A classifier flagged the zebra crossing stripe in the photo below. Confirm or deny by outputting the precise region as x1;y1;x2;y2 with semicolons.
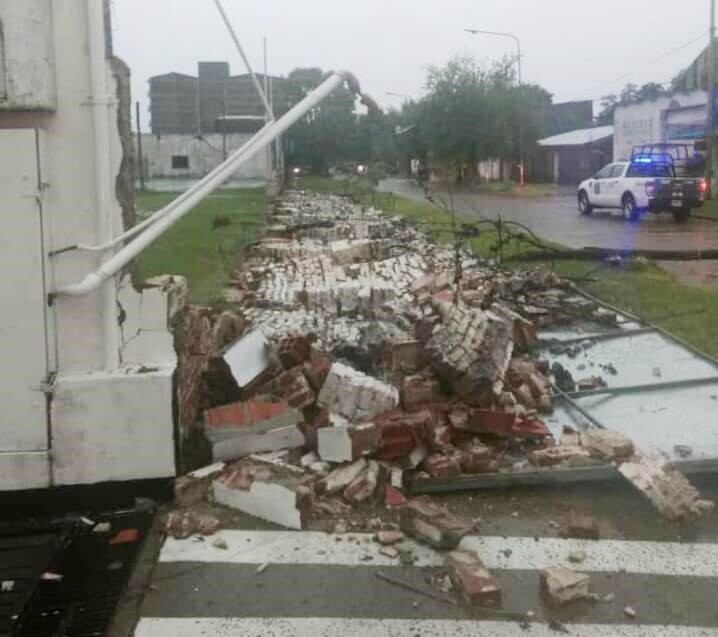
159;530;718;577
134;616;718;637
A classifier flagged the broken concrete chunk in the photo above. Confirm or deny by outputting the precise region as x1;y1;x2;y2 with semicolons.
318;459;368;495
223;329;272;388
318;422;380;463
344;460;380;503
529;445;591;467
446;549;502;607
617;448;715;520
375;529;405;545
400;496;474;549
540;566;590;606
582;428;634;460
165;511;220;539
213;459;312;530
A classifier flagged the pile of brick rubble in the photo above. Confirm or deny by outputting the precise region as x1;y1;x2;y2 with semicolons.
167;190;713;610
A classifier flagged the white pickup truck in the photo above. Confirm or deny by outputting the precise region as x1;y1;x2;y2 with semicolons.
577;155;707;223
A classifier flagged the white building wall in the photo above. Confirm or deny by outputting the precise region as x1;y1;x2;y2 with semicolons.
614;90;706;161
0;1;178;490
138;133;267;180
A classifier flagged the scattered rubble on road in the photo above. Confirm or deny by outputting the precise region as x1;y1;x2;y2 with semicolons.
163;189;715;612
540;566;591;606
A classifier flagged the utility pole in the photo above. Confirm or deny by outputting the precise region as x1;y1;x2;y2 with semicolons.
135;101;145;191
709;0;716;196
222;78;228;161
263;36;272;181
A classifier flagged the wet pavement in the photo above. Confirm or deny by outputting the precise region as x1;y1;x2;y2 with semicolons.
129;479;718;636
379;178;718;252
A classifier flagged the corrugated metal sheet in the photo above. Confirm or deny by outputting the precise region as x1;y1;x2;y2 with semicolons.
538;125;614;148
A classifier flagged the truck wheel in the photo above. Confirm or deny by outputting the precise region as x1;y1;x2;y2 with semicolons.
622;194;639;222
578;190;593;215
672;208;691;223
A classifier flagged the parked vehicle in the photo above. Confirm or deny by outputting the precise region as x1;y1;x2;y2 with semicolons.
577;150;707;223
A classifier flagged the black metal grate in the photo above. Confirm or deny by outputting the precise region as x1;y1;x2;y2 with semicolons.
1;509;151;637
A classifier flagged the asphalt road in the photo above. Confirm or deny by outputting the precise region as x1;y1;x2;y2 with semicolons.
130;476;718;637
379;178;718;252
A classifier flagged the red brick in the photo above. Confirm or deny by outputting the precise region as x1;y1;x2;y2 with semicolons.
464;409;515;437
374;409;433;461
205;397;292;430
277;335;311;369
400;375;440;408
400;496;475;549
385;485;407;508
303;347;331;390
459;443;497;474
529;445;590;467
255;366;316;409
423;453;462;478
512;417;552;439
391;340;425;372
446;550;502;607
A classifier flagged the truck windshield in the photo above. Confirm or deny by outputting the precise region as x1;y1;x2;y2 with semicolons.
626;162;673;178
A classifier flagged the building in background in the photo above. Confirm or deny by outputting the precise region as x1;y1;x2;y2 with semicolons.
613;90;706;161
548;100;594;135
149;61;288;135
537;125;614;185
136;132;268;181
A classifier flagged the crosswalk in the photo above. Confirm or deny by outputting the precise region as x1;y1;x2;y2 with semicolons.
135;529;718;636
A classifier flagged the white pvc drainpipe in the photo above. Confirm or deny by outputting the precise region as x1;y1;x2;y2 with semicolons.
53;72;345;298
87;0;120;369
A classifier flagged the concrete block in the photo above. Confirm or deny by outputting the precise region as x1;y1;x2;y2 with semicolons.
223;329;271;388
540;566;590;606
446;549;502;607
211;425;305;463
51;367;176;485
213;460;312;530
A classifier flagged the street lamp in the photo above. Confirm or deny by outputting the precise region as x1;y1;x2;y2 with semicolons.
464;28;525;186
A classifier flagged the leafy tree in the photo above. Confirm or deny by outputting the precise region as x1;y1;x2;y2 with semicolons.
413;54;550;180
595;82;669;125
283;67;359;173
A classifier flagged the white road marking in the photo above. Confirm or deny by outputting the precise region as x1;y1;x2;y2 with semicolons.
134;617;718;637
159;530;718;577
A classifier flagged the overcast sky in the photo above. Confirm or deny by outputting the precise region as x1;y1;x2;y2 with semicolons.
112;0;710;128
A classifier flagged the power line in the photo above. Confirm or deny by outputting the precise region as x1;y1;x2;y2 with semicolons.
576;30;708;100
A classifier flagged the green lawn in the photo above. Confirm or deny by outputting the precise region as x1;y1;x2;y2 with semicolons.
136;188;265;305
304;177;718;358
